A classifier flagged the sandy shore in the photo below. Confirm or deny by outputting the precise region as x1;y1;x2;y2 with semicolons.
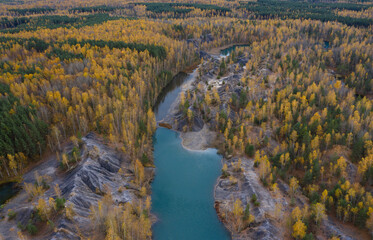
179;124;218;151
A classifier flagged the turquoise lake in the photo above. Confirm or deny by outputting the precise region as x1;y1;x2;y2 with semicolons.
220;44;250;56
151;128;230;240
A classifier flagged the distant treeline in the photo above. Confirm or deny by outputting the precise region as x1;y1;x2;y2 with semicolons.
0;37;83;72
0;36;165;60
306;0;372;3
137;2;231;14
8;7;55;16
69;5;125;13
67;39;167;59
242;0;373;27
0;14;125;33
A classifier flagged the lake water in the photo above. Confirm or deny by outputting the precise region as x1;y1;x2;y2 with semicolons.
154;68;198;122
151;128;230;240
324;41;330;49
154;72;188;122
220;44;250;57
152;64;230;239
0;182;19;205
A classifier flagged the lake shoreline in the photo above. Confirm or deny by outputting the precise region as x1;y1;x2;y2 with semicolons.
153;43;289;239
161;46;284;239
167;44;361;240
151;127;231;239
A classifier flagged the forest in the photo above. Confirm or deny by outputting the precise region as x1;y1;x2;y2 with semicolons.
137;2;231;14
242;0;373;27
0;14;125;33
0;0;371;239
7;7;56;16
176;17;373;239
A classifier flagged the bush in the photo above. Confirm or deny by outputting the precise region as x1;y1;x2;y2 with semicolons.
251;194;260;206
303;170;313;185
304;233;314;240
17;222;25;230
26;223;37;235
7;209;16;220
221;170;229;178
351;137;365;162
355;207;368;228
245;143;255;157
243;204;251;221
141;153;150;165
55;198;66;211
309;192;320;204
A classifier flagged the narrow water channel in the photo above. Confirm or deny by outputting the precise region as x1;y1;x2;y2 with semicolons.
154;68;197;122
151;63;230;239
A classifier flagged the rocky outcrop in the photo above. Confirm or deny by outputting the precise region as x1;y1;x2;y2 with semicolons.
215;157;284;240
173;112;204;132
322;217;357;240
55;133;138;239
0;133;138;240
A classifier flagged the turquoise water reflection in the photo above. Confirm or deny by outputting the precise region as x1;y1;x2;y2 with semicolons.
151;128;230;240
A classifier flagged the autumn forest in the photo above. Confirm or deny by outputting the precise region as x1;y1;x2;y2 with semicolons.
0;0;372;239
